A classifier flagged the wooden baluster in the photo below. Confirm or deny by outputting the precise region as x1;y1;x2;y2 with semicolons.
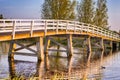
12;21;16;39
30;20;34;37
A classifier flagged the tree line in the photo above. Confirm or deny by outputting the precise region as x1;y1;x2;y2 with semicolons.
0;14;3;19
41;0;108;28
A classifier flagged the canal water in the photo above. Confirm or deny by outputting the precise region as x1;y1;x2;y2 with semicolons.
0;44;120;80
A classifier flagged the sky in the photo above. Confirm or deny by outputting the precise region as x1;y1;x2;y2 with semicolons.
0;0;120;32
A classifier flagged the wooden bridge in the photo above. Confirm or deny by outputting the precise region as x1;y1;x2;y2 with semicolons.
0;19;120;62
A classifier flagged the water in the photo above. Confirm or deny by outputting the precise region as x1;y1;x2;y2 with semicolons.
0;44;120;79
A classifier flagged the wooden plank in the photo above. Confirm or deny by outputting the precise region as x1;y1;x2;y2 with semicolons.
30;20;34;37
14;52;37;57
100;38;104;65
87;36;92;65
12;21;16;39
36;37;44;61
48;49;67;52
44;37;51;53
67;34;73;56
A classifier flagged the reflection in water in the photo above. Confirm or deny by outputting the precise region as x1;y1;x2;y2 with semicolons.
0;42;120;80
7;51;111;79
8;57;16;79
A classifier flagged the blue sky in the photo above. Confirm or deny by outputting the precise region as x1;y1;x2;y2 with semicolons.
0;0;119;31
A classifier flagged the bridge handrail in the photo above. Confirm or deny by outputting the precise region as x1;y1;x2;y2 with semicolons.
0;19;120;41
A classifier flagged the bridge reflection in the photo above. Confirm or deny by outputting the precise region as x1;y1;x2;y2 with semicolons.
8;50;112;80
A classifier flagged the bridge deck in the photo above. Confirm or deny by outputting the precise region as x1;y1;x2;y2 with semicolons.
0;19;120;42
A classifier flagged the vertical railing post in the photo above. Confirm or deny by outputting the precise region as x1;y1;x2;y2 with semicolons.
56;20;59;34
12;21;16;39
87;24;89;33
66;21;68;33
30;20;34;37
3;20;5;28
92;26;94;34
45;20;47;36
81;23;84;33
74;21;76;33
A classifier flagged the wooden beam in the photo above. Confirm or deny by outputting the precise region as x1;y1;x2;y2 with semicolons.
48;49;67;52
8;40;16;58
36;37;44;61
67;34;73;57
14;41;37;54
8;40;16;79
49;37;67;49
14;52;37;57
15;42;36;51
44;37;51;53
87;36;92;65
110;41;112;55
100;38;104;65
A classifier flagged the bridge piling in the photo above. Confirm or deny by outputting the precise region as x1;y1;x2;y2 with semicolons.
44;37;51;54
67;34;73;57
36;37;44;61
8;40;16;78
87;36;92;65
110;41;113;55
8;40;16;59
119;42;120;50
117;42;119;51
100;38;104;65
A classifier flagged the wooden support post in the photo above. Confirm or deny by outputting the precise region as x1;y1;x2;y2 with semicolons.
67;34;73;57
67;56;72;79
36;37;44;61
119;42;120;50
8;40;16;59
44;37;51;53
57;38;60;56
110;41;113;55
44;51;49;71
117;42;119;51
8;40;16;79
100;38;104;65
8;57;16;79
87;36;92;65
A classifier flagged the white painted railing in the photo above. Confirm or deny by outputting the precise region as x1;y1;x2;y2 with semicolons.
0;19;120;41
